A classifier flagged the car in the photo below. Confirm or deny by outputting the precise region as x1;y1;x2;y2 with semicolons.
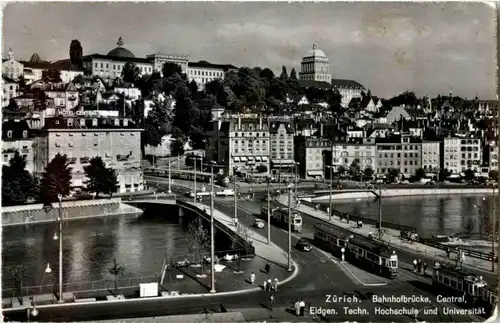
253;219;265;229
296;239;312;252
215;189;235;197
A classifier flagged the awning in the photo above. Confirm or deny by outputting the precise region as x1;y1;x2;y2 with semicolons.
307;171;324;177
262;157;268;162
255;157;262;162
271;159;295;166
233;157;240;162
247;161;255;165
240;156;248;162
247;156;255;161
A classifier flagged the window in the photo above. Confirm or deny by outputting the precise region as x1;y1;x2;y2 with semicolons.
7;130;12;138
22;130;28;138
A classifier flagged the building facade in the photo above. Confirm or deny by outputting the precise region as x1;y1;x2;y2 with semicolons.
295;136;330;179
2;76;20;107
2;120;35;174
421;141;441;172
33;116;144;193
376;136;422;178
442;137;482;173
332;139;376;174
299;43;331;82
330;79;366;108
187;61;236;90
147;53;189;74
269;120;295;176
2;50;24;81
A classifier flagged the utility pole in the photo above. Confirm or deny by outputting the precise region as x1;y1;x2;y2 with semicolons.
294;163;298;198
210;166;216;293
193;158;197;203
329;165;333;222
57;194;63;303
233;176;238;223
492;183;496;272
287;186;292;272
378;184;383;239
267;177;271;245
323;154;326;188
168;159;172;194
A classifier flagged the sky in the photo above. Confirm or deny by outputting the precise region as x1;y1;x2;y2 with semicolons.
2;2;497;99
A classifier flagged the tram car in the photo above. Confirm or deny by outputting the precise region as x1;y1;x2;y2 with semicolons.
260;206;303;233
314;223;398;278
433;265;497;317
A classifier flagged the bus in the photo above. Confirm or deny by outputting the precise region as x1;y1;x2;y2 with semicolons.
314;223;398;278
261;206;302;233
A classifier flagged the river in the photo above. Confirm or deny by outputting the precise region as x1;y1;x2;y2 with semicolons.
1;204;228;290
321;194;497;247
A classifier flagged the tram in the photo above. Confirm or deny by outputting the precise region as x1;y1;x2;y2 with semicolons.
432;265;497;317
260;206;303;233
314;223;398;278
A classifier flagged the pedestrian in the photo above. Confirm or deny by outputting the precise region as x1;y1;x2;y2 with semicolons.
250;272;256;284
299;298;306;316
446;248;451;259
273;278;279;292
413;259;418;272
269;293;275;311
265;262;271;274
417;259;422;273
339;213;343;222
346;214;350;224
294;300;301;316
267;278;272;291
423;262;428;275
263;280;267;291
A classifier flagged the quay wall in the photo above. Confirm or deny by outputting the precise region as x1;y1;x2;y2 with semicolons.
311;188;497;202
2;198;143;227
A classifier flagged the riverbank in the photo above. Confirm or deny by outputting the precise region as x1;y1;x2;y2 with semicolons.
2;198;143;227
310;187;496;202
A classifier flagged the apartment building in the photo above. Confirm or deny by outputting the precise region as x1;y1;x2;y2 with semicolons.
269;120;295;176
375;136;422;178
2;120;35;174
441;137;481;173
295;136;330;179
332;138;376;174
33;116;144;193
421;141;441;172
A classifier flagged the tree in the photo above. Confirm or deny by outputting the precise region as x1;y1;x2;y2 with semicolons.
162;62;183;79
230;236;244;274
489;170;498;181
256;165;268;173
108;258;125;296
141;98;173;156
237;223;253;259
2;152;38;206
187;217;210;276
83;157;119;198
349;161;361;177
170;139;185;156
34;90;48;110
39;153;72;204
337;165;346;177
279;66;288;81
289;68;298;80
438;169;451;182
464;169;475;182
121;62;141;84
188;80;199;100
387;168;400;183
41;68;62;83
363;167;374;180
414;168;426;181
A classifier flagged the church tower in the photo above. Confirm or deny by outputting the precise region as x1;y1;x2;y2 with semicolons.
299;43;331;82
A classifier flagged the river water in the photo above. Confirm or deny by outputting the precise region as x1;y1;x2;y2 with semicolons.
1;204;227;290
321;194;497;244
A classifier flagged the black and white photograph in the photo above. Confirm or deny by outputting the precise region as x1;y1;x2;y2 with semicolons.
1;2;498;322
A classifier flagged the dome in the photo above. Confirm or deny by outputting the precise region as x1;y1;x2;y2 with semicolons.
107;47;135;58
107;36;135;58
305;43;326;58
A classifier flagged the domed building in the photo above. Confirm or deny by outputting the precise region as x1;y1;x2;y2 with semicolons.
299;43;331;82
107;37;135;58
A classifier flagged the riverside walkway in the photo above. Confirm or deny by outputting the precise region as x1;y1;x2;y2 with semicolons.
277;195;498;277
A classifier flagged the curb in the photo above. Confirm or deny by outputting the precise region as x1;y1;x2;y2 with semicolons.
337;261;388;287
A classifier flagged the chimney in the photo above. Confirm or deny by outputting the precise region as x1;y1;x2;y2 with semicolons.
238;113;241;130
320;123;324;137
259;114;263;129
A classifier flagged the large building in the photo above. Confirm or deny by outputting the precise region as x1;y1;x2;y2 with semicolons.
268;120;296;177
2;120;35;174
187;61;236;90
331;138;377;175
421;141;441;172
295;135;330;179
147;53;190;74
2;76;20;107
33;116;144;193
375;136;422;178
206;115;270;177
299;43;331;82
2;50;24;81
441;136;482;174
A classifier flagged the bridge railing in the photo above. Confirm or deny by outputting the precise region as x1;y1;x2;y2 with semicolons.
418;238;498;263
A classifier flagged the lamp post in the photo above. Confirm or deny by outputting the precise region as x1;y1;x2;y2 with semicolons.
168;159;172;194
267;176;271;245
55;194;63;303
287;185;293;272
233;174;238;225
193;158;197;203
28;263;52;321
209;166;216;293
378;184;383;240
294;162;299;198
329;165;333;222
491;186;496;272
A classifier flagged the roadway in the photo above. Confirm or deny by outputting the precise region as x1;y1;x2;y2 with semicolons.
3;184;485;322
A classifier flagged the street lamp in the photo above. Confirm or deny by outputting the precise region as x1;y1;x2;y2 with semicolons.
56;194;64;303
294;162;299;199
168;159;172;194
233;171;238;225
327;165;333;222
209;166;216;293
491;187;496;272
193;158;197;203
267;176;271;245
287;185;293;272
378;184;383;240
28;263;52;321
